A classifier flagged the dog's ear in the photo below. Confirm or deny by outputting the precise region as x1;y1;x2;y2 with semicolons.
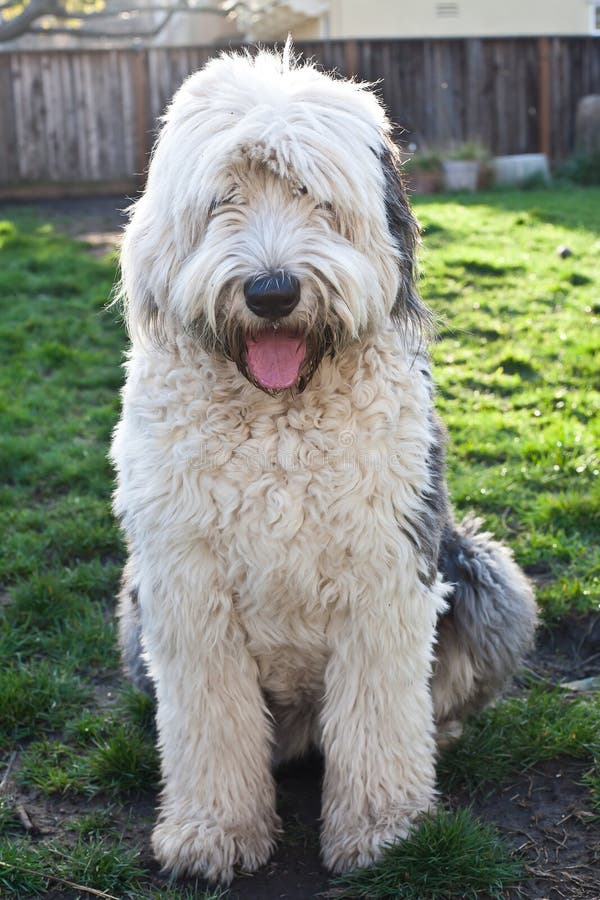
116;199;173;347
379;140;432;337
123;286;169;347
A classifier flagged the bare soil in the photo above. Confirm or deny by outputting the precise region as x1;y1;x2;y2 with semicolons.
11;195;127;256
464;758;599;900
531;614;600;684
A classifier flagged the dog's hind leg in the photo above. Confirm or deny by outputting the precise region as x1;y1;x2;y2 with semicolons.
117;555;154;697
432;517;537;745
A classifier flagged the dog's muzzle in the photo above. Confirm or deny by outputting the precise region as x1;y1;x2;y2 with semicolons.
219;272;337;395
243;272;300;320
238;271;304;390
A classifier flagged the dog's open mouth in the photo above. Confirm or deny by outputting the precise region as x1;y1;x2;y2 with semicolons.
245;331;307;390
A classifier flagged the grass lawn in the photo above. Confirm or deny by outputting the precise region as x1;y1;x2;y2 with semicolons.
0;188;599;898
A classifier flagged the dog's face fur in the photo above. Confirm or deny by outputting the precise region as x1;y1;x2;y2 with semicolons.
121;47;428;391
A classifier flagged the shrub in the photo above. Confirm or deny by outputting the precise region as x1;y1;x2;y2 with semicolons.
559;152;600;185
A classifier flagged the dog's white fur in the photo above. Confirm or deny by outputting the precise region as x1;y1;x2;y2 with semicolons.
111;46;537;884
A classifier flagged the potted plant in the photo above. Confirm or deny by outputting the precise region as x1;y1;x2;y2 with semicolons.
443;141;490;192
403;150;443;194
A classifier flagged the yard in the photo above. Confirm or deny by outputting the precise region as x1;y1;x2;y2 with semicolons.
0;188;599;899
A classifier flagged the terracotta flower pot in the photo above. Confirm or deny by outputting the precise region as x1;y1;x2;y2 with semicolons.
405;171;443;194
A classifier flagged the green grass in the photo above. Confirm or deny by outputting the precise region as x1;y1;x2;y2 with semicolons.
16;697;159;798
0;662;90;744
0;835;147;898
0;835;227;899
439;685;600;793
0;834;224;898
419;189;600;620
0;188;599;897
331;809;522;899
0;215;122;751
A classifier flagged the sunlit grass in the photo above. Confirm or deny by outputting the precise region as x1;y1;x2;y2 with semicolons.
417;189;600;620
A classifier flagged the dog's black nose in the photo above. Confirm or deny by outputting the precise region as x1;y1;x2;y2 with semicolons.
244;272;300;319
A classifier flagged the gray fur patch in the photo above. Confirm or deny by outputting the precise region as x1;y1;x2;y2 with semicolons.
117;562;155;698
134;291;171;349
400;409;449;587
433;516;538;725
379;140;432;339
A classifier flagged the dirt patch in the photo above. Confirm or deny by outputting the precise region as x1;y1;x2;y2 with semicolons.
225;754;330;899
530;614;600;684
1;195;127;257
47;197;127;257
76;230;121;258
453;758;599;900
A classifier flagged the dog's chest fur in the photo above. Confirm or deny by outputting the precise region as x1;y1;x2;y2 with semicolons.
116;330;436;700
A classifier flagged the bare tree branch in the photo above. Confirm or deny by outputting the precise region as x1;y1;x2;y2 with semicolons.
0;0;247;42
29;8;176;37
0;0;61;41
46;2;233;20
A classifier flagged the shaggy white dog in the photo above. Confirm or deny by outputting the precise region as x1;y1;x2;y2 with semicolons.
111;45;537;884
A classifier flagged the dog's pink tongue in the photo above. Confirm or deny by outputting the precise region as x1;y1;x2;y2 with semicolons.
246;332;306;390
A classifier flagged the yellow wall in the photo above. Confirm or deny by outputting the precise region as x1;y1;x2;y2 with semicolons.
157;12;238;47
291;17;324;39
326;0;592;39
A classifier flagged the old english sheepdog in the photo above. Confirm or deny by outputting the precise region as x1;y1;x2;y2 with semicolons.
110;46;537;884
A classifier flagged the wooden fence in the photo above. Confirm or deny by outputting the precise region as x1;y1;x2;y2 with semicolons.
0;37;599;197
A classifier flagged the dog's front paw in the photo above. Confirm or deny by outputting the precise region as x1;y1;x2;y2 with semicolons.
321;809;423;874
153;812;280;884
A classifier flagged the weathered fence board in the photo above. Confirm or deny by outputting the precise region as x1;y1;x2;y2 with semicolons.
0;37;598;195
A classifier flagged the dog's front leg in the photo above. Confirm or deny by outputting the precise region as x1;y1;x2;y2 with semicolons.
141;556;279;885
320;578;441;873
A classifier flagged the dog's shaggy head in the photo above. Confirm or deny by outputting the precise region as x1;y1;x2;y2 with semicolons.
121;46;429;392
